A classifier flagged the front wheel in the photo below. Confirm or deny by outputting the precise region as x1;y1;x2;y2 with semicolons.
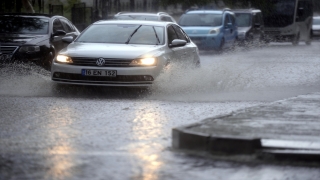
305;30;312;45
292;33;300;46
217;38;225;53
41;52;54;71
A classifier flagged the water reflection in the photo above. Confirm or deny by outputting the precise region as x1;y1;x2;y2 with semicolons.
44;104;78;179
130;103;167;180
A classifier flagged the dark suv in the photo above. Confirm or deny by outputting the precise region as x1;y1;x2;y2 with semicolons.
113;12;176;23
232;9;265;46
0;13;80;70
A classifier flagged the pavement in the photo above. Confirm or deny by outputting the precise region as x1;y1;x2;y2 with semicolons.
172;92;320;163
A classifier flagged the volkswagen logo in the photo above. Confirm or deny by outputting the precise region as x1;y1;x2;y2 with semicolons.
96;58;105;66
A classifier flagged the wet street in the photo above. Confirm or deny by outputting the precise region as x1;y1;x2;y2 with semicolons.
1;42;320;180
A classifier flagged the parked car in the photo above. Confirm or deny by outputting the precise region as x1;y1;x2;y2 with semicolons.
51;20;200;87
113;12;177;23
0;13;80;70
312;16;320;38
178;8;238;51
232;8;265;46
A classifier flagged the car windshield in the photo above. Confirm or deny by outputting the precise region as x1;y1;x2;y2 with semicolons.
262;0;295;27
179;14;222;26
115;15;159;21
235;13;252;27
76;24;165;45
0;16;49;34
313;18;320;25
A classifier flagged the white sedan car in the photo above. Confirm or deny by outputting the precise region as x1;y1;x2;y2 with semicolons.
51;20;200;87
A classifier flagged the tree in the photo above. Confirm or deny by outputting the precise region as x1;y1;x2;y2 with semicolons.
22;0;35;13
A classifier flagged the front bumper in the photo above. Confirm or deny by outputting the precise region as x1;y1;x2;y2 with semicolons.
51;62;162;87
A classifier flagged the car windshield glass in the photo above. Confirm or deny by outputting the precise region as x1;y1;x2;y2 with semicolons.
0;16;49;34
76;24;165;45
115;15;159;21
179;14;222;26
313;18;320;25
262;0;295;27
235;13;251;27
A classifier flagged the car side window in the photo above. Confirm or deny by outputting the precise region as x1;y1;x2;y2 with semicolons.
172;25;189;42
257;13;263;25
167;25;178;44
230;14;236;26
224;14;230;26
53;19;64;33
60;18;74;33
161;16;173;22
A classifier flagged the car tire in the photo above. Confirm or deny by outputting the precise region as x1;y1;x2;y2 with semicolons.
292;32;300;46
42;51;54;71
305;30;312;45
217;38;225;53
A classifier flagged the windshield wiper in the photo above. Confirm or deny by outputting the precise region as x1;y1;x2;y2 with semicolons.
152;26;160;45
125;25;142;44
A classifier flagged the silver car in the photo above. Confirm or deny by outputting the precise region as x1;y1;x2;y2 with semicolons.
312;16;320;38
51;20;200;87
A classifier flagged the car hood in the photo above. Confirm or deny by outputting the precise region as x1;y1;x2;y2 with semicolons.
181;26;221;35
60;43;163;59
237;27;251;33
0;34;47;45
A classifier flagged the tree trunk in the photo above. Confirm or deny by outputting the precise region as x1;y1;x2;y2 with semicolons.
22;0;35;13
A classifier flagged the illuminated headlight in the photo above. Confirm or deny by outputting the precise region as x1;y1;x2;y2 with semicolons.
19;46;40;53
130;57;157;66
209;28;220;34
56;55;73;63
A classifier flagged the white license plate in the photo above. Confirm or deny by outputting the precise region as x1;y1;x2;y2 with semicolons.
81;69;117;77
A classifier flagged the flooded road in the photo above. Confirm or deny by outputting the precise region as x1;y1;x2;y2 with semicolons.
1;42;320;180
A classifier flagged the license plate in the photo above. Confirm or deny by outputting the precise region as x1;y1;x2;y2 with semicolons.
0;54;13;61
81;69;117;77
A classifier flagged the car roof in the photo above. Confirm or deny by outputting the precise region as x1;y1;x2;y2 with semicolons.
232;9;262;13
0;13;53;18
185;10;224;15
184;8;234;15
94;19;173;26
115;12;171;16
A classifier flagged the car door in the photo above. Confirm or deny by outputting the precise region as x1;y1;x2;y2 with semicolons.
60;17;79;41
223;14;233;47
252;13;263;42
172;24;196;65
167;25;185;64
51;18;67;54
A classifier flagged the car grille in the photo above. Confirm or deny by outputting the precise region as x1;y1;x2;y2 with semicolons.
53;72;154;82
71;57;133;67
0;46;19;54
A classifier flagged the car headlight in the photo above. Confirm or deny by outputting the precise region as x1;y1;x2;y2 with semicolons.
19;46;40;53
56;55;73;63
209;28;220;34
130;57;157;66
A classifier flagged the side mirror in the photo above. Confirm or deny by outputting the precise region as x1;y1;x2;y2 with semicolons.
52;30;66;37
62;36;74;43
225;22;232;28
169;39;187;47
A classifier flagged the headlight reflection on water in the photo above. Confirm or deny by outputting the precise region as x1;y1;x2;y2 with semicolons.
129;102;167;180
